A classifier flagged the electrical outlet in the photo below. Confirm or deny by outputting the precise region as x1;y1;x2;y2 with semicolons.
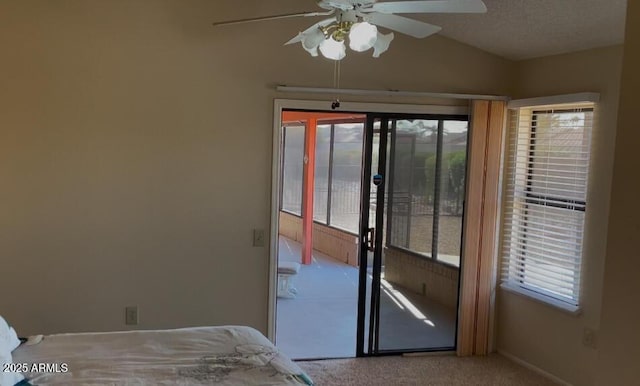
125;306;139;325
582;327;597;349
253;229;265;247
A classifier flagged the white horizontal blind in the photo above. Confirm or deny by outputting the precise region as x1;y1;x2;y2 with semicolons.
501;104;594;308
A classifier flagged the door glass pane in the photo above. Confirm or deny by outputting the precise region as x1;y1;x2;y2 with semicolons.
314;124;331;223
282;125;305;214
388;120;439;257
331;123;364;233
376;118;466;352
437;121;468;266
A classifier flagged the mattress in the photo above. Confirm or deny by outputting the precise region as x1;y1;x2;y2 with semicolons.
12;325;313;386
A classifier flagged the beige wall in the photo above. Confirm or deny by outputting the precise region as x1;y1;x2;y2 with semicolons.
1;2;635;382
596;2;640;384
496;46;623;385
0;0;513;336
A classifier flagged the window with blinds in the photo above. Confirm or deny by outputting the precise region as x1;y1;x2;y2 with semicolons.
501;102;594;311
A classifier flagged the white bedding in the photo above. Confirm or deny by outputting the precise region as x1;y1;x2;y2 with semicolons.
12;326;313;386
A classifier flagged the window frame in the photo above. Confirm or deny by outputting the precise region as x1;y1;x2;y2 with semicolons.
279;114;470;264
500;100;597;314
279;117;366;234
280;124;306;216
525;109;589;214
311;123;333;225
385;116;470;268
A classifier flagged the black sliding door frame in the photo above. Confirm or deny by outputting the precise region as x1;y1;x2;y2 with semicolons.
356;112;469;357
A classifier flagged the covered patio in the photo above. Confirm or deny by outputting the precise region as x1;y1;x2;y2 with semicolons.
275;235;457;359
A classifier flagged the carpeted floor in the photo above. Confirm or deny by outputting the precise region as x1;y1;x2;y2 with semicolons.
296;354;560;386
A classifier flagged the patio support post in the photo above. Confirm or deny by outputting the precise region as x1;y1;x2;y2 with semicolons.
301;118;317;265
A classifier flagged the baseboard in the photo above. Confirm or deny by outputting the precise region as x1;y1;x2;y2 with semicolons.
497;349;573;386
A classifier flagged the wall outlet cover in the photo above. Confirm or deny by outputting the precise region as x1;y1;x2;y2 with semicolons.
253;229;265;247
582;327;598;349
125;306;139;325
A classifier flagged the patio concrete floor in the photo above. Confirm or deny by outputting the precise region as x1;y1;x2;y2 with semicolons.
275;236;458;360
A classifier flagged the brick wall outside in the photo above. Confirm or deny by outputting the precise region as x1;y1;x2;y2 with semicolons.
384;247;460;309
279;211;358;267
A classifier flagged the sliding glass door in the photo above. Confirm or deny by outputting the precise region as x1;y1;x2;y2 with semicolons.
357;113;469;355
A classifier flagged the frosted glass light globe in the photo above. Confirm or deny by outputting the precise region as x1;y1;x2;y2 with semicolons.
319;37;346;60
301;28;326;57
349;22;378;52
372;32;394;58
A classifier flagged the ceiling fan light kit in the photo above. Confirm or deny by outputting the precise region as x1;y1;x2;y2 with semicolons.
372;31;395;58
302;29;326;56
319;36;347;60
213;0;487;61
303;16;387;59
349;22;379;52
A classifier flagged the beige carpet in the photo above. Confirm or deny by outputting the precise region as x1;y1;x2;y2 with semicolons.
297;354;560;386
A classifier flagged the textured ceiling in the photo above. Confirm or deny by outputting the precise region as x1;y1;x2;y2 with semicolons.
417;0;627;60
215;0;627;61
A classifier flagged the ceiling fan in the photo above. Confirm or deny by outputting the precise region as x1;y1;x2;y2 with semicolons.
212;0;487;60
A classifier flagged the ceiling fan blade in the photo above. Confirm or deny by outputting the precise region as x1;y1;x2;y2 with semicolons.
365;0;487;14
284;17;337;45
212;10;334;27
318;0;357;11
367;13;441;38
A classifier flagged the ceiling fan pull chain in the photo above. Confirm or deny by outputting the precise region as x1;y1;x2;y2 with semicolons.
332;60;342;109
